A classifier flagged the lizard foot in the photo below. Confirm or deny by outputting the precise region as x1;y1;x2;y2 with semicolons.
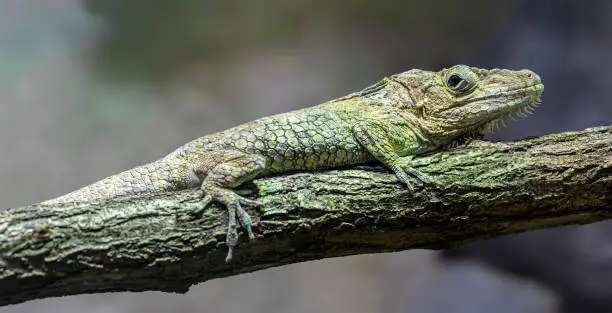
389;159;436;191
195;186;261;262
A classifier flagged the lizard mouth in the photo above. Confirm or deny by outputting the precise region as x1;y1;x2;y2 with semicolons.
478;83;544;133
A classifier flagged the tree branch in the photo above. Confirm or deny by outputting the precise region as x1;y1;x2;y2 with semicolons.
0;126;610;306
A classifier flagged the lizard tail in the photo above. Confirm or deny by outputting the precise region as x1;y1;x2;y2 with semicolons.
42;156;197;204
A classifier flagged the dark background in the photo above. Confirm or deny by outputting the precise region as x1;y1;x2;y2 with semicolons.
0;1;610;312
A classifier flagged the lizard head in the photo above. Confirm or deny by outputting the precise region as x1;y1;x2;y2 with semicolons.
391;64;544;142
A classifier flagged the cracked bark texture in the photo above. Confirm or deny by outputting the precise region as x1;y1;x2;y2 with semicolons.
0;126;610;307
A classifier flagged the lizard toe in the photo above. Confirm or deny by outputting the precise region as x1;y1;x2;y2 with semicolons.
236;201;255;241
192;193;213;216
408;169;434;186
239;197;262;207
390;160;438;191
224;201;238;262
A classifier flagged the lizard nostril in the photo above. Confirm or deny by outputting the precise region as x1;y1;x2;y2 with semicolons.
527;73;532;78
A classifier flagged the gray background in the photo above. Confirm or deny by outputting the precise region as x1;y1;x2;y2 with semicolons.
0;1;610;312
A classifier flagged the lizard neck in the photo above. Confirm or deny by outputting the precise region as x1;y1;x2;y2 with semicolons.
412;118;466;147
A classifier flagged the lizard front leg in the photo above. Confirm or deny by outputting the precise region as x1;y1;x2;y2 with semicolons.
193;153;266;262
352;121;433;191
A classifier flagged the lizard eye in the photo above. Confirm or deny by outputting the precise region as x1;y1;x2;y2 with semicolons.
444;65;478;94
447;75;462;88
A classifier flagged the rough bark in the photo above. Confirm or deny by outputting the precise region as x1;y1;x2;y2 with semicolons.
0;126;610;307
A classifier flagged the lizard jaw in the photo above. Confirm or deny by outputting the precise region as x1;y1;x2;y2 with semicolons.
481;86;542;134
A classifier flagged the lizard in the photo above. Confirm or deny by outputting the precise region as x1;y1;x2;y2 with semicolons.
42;64;544;261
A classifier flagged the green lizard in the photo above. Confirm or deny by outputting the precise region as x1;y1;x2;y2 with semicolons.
42;65;543;261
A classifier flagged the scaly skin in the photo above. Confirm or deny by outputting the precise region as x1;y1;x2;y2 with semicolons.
42;65;544;261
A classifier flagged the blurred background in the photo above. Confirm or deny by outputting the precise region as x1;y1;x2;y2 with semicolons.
0;0;611;312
